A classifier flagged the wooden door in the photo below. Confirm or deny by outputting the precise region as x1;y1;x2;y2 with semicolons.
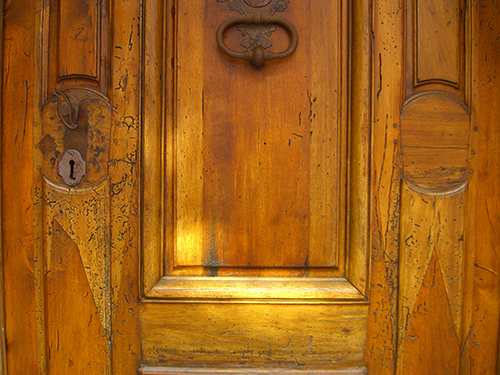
1;0;499;374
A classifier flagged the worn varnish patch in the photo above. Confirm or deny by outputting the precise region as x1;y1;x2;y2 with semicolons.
46;219;109;373
399;253;460;374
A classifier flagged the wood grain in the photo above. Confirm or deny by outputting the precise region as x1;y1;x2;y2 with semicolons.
364;0;403;372
46;219;109;373
140;368;367;375
1;0;499;374
58;0;98;79
2;1;38;373
109;0;143;373
43;179;111;336
168;0;347;271
466;0;500;373
401;94;469;191
42;0;110;100
140;302;368;370
398;252;460;374
397;183;465;373
405;0;466;98
0;0;7;372
416;0;461;85
146;277;364;301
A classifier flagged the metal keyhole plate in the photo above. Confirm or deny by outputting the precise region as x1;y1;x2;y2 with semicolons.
58;149;86;187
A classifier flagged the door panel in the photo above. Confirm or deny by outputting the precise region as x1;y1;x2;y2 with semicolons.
139;0;369;371
1;0;500;375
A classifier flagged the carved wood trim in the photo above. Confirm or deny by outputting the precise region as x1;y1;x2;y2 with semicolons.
41;0;110;103
404;0;468;100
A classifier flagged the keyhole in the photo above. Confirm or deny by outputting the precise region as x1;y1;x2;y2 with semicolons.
69;159;76;180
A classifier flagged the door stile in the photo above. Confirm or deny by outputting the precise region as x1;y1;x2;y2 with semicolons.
365;0;403;371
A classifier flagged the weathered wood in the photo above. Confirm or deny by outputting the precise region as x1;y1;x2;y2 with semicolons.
0;0;7;373
140;369;367;375
466;0;500;373
1;0;499;374
109;0;142;373
143;0;353;278
46;219;109;373
364;0;403;372
397;183;466;374
2;1;38;373
140;303;369;370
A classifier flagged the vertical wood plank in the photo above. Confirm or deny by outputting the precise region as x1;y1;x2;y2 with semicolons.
175;0;205;267
309;1;344;268
109;0;142;372
349;0;371;295
467;0;500;373
398;184;466;374
364;0;403;372
2;1;38;373
46;219;109;374
0;0;7;372
142;0;165;291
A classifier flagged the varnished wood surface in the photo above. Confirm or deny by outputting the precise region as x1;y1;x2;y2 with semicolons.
467;0;500;372
139;368;367;375
0;0;6;373
364;0;402;372
140;303;368;370
1;0;499;374
2;0;38;373
146;277;364;301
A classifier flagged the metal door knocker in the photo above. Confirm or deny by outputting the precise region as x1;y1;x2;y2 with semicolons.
216;0;298;67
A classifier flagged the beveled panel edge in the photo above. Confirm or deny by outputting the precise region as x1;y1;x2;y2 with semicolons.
404;0;467;99
143;276;366;303
41;0;111;103
404;179;468;198
139;367;367;374
348;0;372;297
140;0;166;295
401;90;469;113
141;0;371;300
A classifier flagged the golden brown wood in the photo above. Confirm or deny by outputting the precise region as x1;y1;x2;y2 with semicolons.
140;369;367;375
399;252;461;374
140;303;368;370
109;0;143;373
405;0;466;99
2;0;38;373
0;0;6;372
364;0;403;372
42;0;110;99
415;0;461;85
348;0;372;297
397;183;466;374
1;0;500;374
466;0;500;373
46;219;109;373
143;0;354;281
400;94;469;191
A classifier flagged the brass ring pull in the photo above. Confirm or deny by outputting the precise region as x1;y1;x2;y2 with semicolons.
216;13;298;67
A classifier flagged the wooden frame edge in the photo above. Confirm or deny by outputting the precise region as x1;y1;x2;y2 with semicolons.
143;276;366;303
0;1;7;373
347;0;372;297
139;367;367;374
